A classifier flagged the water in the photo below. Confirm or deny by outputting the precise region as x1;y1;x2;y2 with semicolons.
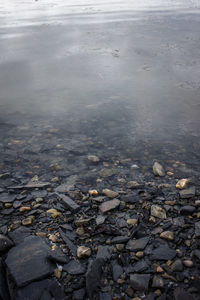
0;0;200;177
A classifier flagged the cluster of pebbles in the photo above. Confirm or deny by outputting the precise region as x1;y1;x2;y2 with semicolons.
0;155;200;300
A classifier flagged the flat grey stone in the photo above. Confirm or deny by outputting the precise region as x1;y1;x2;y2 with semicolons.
133;260;149;273
112;262;123;281
99;199;120;213
96;245;113;261
180;205;195;215
0;193;15;203
126;237;149;251
130;274;150;291
5;236;55;287
56;193;80;212
151;245;176;261
8;227;31;245
111;236;129;244
179;187;196;199
63;260;86;275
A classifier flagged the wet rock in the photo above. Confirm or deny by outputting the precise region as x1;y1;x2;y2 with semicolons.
96;245;113;260
0;208;14;215
46;208;61;218
174;287;196;300
126;237;149;251
19;206;31;212
89;189;98;196
151;245;176;261
171;259;183;272
132;260;149;273
63;260;86;275
73;288;86;300
99;199;120;213
77;246;91;258
0;234;14;253
111;236;129;244
180;205;195;215
176;179;188;189
195;221;200;237
22;216;35;226
10;182;50;189
96;215;106;225
183;260;193;267
8;227;31;245
59;229;77;256
0;193;15;203
152;275;164;288
86;258;104;300
160;231;174;241
153;162;165;177
151;205;166;219
56;193;80;212
179;187;196;199
102;189;118;198
5;236;55;287
173;217;185;227
112;262;123;281
130;274;150;291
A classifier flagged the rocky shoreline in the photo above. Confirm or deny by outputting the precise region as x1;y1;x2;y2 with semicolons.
0;155;200;300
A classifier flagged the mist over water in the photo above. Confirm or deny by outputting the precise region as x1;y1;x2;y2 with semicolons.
0;0;200;171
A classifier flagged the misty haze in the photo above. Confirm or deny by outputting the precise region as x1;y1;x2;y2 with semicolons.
0;1;200;299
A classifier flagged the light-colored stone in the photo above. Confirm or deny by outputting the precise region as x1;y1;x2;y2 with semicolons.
127;219;138;226
88;189;98;196
77;246;91;258
87;155;100;163
46;208;61;218
54;268;62;279
102;189;118;198
99;199;120;213
153;162;165;177
176;179;188;189
22;216;35;226
19;206;31;212
183;260;193;267
151;205;166;219
136;251;144;258
160;231;174;241
49;234;58;243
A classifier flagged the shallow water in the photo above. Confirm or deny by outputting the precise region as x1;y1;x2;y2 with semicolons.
0;0;200;174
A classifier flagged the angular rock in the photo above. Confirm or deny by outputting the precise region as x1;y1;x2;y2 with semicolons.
8;227;31;245
0;258;10;300
77;246;91;259
111;236;129;244
176;179;188;189
73;288;86;300
180;205;195;215
130;274;150;291
174;287;196;300
112;262;123;281
152;275;164;288
160;231;174;241
171;259;183;272
59;229;77;256
102;189;118;199
179;187;196;199
173;217;185;227
151;245;176;261
86;258;104;300
195;221;200;237
99;199;120;213
151;205;166;219
132;260;149;273
63;260;86;275
0;193;15;203
56;193;80;212
153;162;165;177
126;237;149;251
5;236;55;287
96;246;113;261
194;249;200;260
96;215;106;226
0;234;14;253
87;155;100;163
9;182;50;189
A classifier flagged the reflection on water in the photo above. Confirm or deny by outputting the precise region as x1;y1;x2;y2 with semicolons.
0;0;200;173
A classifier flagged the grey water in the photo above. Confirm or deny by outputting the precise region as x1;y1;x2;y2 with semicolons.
0;0;200;172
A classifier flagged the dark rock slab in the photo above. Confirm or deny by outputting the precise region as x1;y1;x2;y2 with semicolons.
56;193;80;212
0;208;14;215
174;287;196;300
180;205;195;215
111;236;129;244
9;182;50;189
5;236;55;287
63;260;86;275
130;274;150;291
0;234;14;253
8;227;31;245
0;193;15;203
0;258;10;300
173;217;185;227
179;187;196;199
59;229;77;256
99;293;112;300
194;249;200;260
112;262;123;281
150;245;176;261
126;237;149;251
133;260;149;273
86;258;104;300
195;221;200;237
73;288;86;300
96;245;113;261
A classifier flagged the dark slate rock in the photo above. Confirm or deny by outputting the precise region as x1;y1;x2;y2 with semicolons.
174;287;196;300
130;274;150;291
133;260;149;273
0;193;15;203
86;258;104;300
173;217;185;227
0;258;10;300
15;279;66;300
8;227;31;245
126;237;149;251
63;260;86;275
179;187;196;199
195;221;200;237
5;236;55;287
0;225;7;235
120;194;139;204
171;259;183;272
96;246;113;261
0;234;14;253
99;293;112;300
151;245;176;261
13;201;22;208
56;193;80;212
0;208;14;215
111;236;129;244
194;249;200;260
59;229;77;256
112;262;123;281
73;288;86;300
180;206;195;215
144;293;157;300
